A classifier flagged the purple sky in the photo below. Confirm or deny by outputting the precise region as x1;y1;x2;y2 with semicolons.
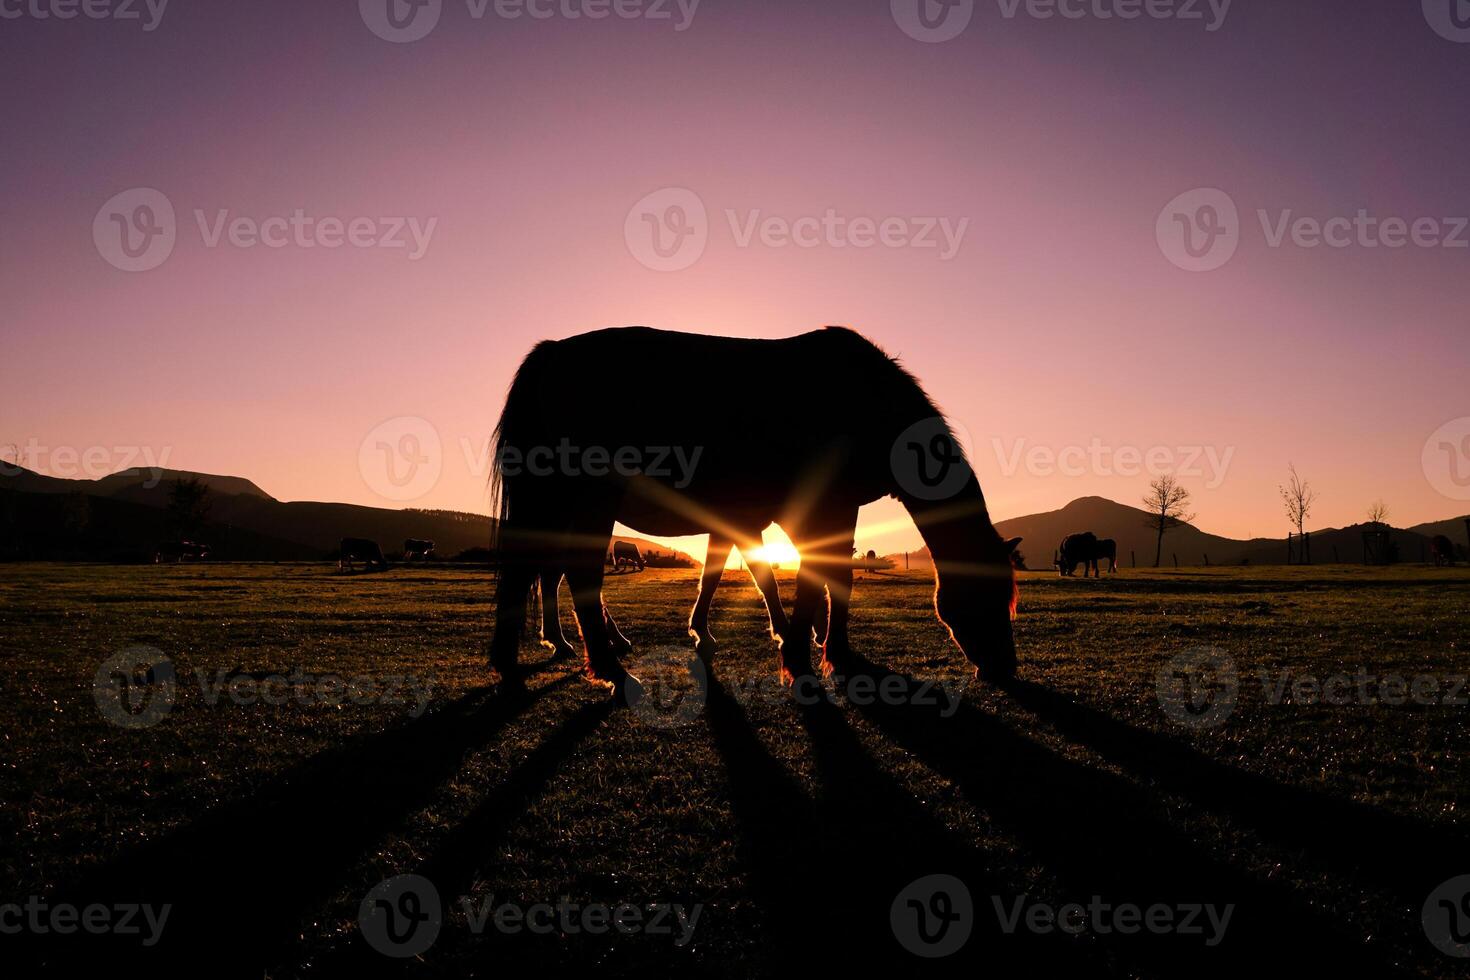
4;0;1469;558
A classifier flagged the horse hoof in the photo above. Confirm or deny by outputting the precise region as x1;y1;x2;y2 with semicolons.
496;675;529;700
542;641;576;661
692;633;718;661
615;672;646;708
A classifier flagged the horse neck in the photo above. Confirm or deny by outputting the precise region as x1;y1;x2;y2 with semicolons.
902;478;1002;578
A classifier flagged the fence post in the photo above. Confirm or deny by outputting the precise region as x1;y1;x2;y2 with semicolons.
1173;553;1178;568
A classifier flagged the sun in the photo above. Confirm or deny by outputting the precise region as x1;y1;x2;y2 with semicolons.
739;542;802;567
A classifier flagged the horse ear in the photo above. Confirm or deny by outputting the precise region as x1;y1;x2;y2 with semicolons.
1004;536;1023;554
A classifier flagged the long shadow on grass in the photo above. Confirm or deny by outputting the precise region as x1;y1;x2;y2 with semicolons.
300;696;618;977
839;666;1420;978
10;671;574;976
789;693;1104;976
1002;678;1465;957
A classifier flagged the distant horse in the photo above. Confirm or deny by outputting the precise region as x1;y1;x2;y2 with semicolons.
611;541;646;571
1055;532;1116;577
538;529;790;662
489;326;1022;697
339;538;388;572
155;541;209;563
403;538;436;560
1430;534;1457;567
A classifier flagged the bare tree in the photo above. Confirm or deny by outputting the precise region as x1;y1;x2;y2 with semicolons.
1142;474;1195;568
1366;499;1389;526
1278;464;1318;559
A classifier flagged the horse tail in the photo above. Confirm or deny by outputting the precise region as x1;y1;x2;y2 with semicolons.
488;340;559;680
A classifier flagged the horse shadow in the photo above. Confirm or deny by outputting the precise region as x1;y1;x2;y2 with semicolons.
10;670;576;976
825;664;1425;977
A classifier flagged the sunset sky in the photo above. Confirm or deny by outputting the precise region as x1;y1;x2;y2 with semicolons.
4;0;1469;561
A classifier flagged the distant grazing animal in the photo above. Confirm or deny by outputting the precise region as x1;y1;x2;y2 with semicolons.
612;541;646;571
1056;532;1116;577
155;541;209;563
403;538;436;561
489;325;1023;699
1430;534;1457;567
339;538;388;572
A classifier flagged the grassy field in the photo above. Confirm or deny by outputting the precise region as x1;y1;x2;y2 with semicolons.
2;562;1468;977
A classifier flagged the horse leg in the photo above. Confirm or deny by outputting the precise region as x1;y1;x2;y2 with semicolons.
744;549;790;641
778;510;855;686
489;557;537;691
603;604;634;657
563;533;641;700
689;533;732;661
537;568;577;660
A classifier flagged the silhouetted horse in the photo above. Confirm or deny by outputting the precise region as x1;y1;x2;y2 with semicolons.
538;529;790;662
611;541;645;570
338;538;388;572
1430;534;1457;567
155;541;209;563
489;326;1021;697
403;538;435;560
1055;531;1116;577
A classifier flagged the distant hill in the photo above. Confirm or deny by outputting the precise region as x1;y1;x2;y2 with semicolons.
888;495;1469;569
0;463;489;561
0;463;702;564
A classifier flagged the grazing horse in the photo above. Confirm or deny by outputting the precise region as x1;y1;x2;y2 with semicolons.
1055;532;1115;577
611;540;646;571
488;326;1022;697
403;538;436;560
538;529;791;662
1430;534;1457;567
339;537;388;572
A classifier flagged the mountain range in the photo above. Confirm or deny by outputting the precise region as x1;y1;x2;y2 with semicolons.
2;465;1465;567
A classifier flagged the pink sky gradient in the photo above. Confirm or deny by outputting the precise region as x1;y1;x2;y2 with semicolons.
4;1;1468;562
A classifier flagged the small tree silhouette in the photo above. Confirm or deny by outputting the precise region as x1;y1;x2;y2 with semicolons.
1366;499;1389;526
1279;464;1318;562
1142;474;1195;568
